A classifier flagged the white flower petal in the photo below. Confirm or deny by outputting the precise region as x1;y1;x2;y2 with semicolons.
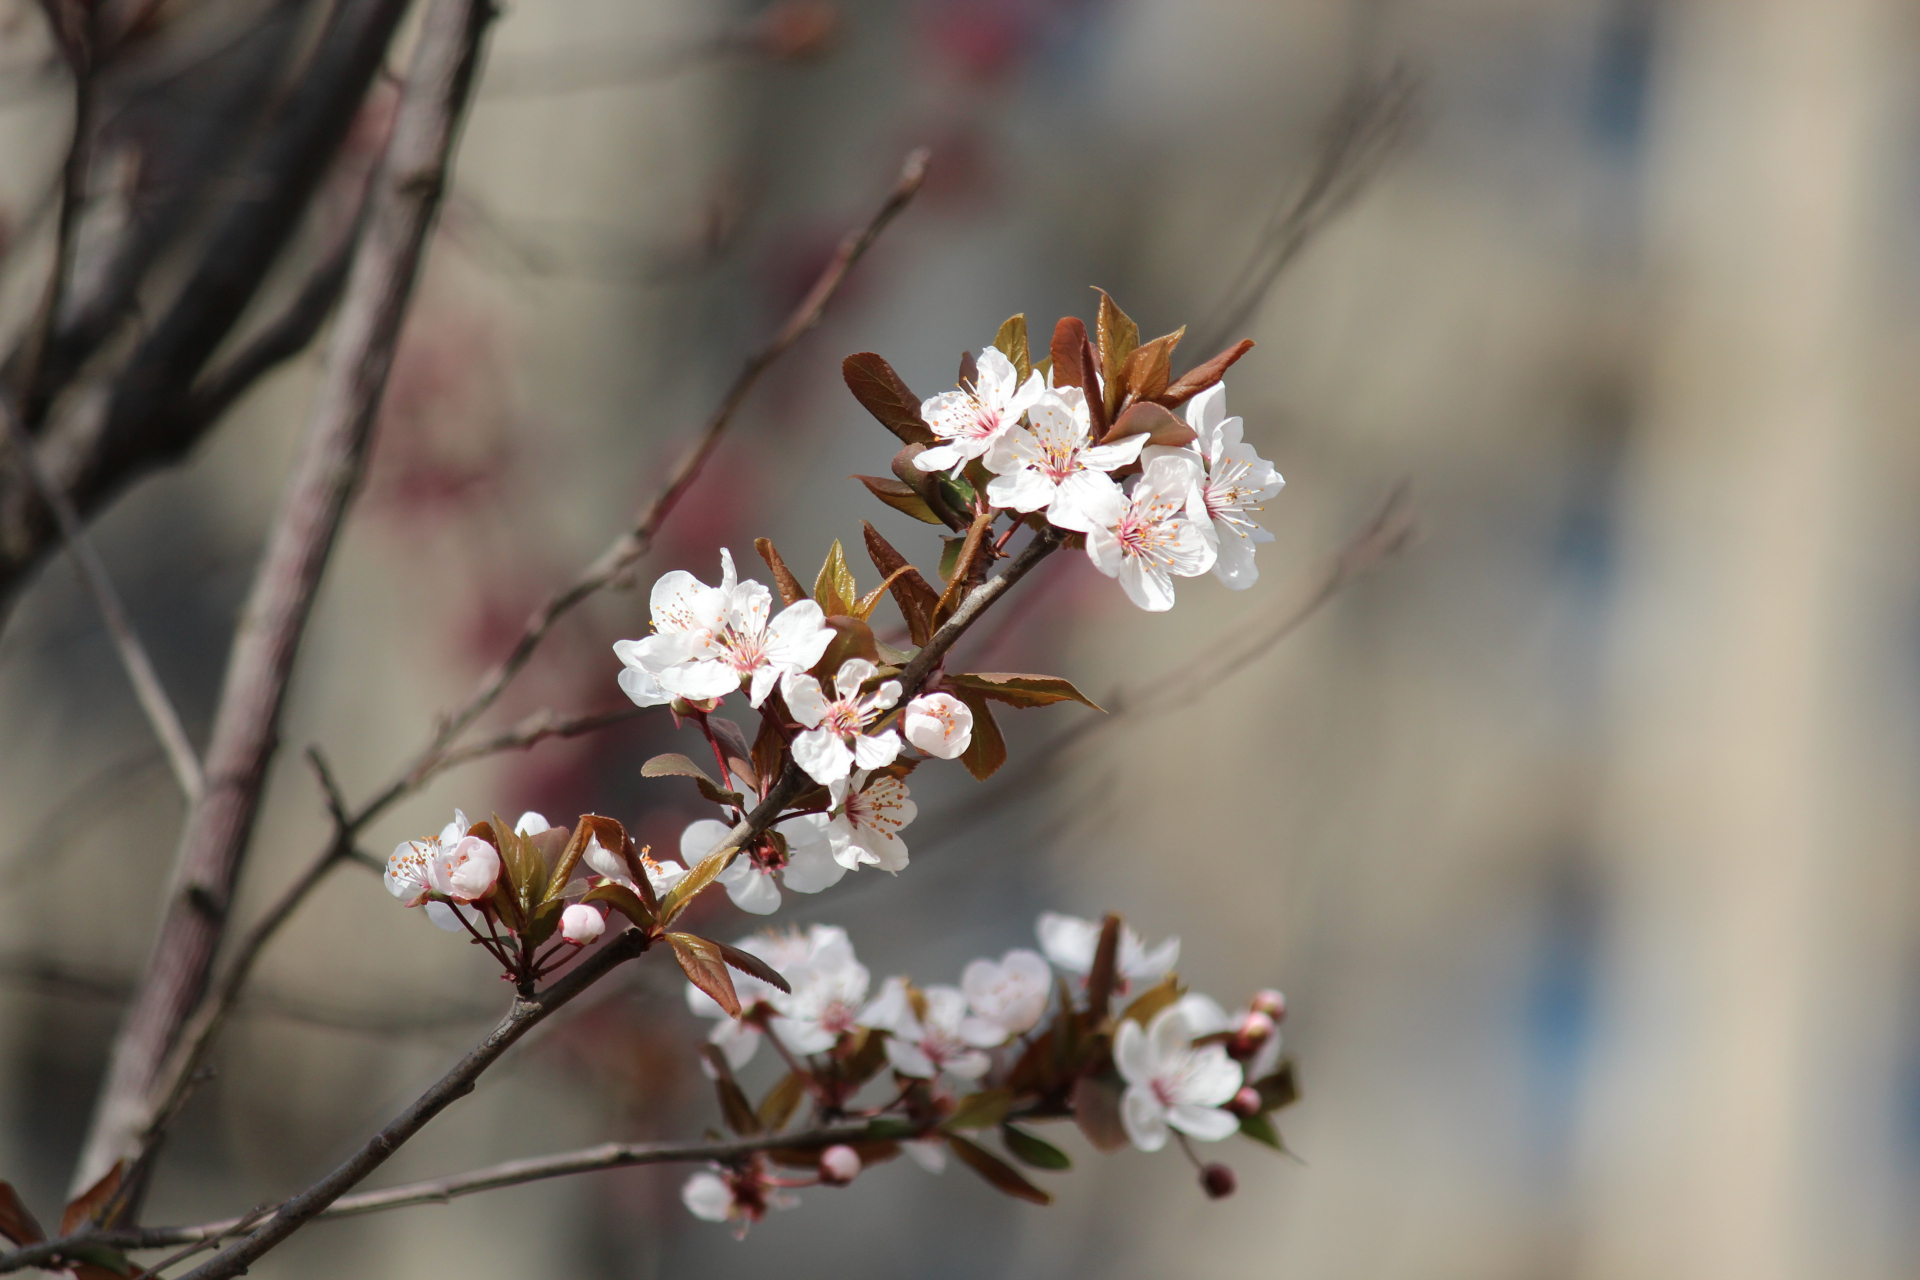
792;728;853;784
1121;1085;1170;1152
779;839;848;894
851;729;901;770
723;865;782;915
1167;1102;1241;1142
1113;1017;1154;1085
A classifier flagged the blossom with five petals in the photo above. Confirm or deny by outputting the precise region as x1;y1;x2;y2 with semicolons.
684;925;845;1069
1114;1003;1244;1152
960;948;1052;1040
679;808;842;915
682;1159;796;1236
824;770;915;873
781;658;902;784
902;692;972;758
1145;384;1284;589
1081;452;1217;611
860;977;996;1079
767;932;872;1054
1036;911;1179;996
983;386;1143;531
914;347;1046;473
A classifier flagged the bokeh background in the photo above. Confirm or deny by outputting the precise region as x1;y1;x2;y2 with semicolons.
4;0;1920;1276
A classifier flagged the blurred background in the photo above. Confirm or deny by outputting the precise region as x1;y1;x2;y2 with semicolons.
4;0;1920;1276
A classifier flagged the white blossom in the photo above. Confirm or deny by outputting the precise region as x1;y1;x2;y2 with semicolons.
1114;1003;1244;1152
1082;452;1216;611
612;557;728;707
860;978;995;1079
1145;384;1283;588
385;809;470;907
983;386;1142;531
960;948;1052;1040
582;834;687;900
782;659;902;785
824;770;914;873
559;903;604;945
680;808;844;916
915;347;1046;473
767;930;871;1054
1036;911;1179;995
685;926;842;1070
902;692;972;758
681;1165;795;1235
425;833;499;903
681;1171;735;1223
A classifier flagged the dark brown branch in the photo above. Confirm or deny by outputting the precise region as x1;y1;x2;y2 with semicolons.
70;0;484;1196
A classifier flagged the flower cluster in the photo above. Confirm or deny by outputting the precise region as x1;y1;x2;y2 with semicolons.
674;911;1296;1230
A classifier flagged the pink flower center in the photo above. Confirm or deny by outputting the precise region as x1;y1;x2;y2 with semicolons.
824;699;866;738
1116;501;1181;566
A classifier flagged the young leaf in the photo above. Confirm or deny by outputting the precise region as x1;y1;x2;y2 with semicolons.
853;567;914;622
946;1133;1052;1206
695;777;744;809
945;672;1103;711
754;537;809;606
958;348;977;389
0;1181;44;1246
524;896;564;948
993;312;1030;382
1078;328;1108;440
1094;289;1138;417
580;880;655;929
715;940;793;994
669;933;741;1017
952;688;1007;780
932;511;994;627
942;1087;1013;1130
810;615;879;681
702;1046;763;1136
891;446;970;530
1049;315;1088;399
751;710;786;796
1104;401;1196;449
1239;1109;1284;1151
938;534;965;585
855;474;943;524
1070;1076;1130;1153
490;813;544;915
1159;338;1255;407
1119;327;1184;404
641;753;720;789
1254;1059;1299;1112
840;1026;891;1090
758;1071;809;1133
662;843;736;922
1119;974;1182;1027
1001;1124;1073;1171
843;352;937;444
861;520;939;646
708;717;757;789
60;1161;124;1235
1086;913;1123;1015
813;540;859;618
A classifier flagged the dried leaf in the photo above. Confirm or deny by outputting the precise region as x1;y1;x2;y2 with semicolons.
1159;338;1255;407
993;313;1030;382
1094;289;1138;417
1254;1059;1299;1112
702;1046;763;1136
843;353;936;444
662;843;736;923
1086;914;1122;1015
1071;1076;1130;1153
861;520;939;646
61;1161;124;1236
945;672;1102;711
1119;327;1184;404
932;511;994;628
942;1088;1013;1130
669;933;740;1017
754;537;809;606
945;1133;1052;1205
1239;1109;1284;1151
951;688;1007;781
715;940;792;994
813;540;859;618
1001;1124;1072;1170
1104;401;1196;449
0;1181;44;1246
580;880;655;928
855;474;943;525
758;1071;809;1132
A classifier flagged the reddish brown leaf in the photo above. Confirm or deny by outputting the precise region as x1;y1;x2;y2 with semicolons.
708;717;757;789
1049;316;1088;395
580;880;655;929
932;511;994;628
1093;289;1139;418
854;475;942;525
757;1070;809;1132
1159;338;1255;407
946;1133;1052;1205
810;615;880;680
1119;327;1184;404
958;348;977;389
751;710;786;795
1104;401;1196;449
1071;1077;1131;1153
716;940;793;994
951;688;1007;781
1078;329;1107;440
754;537;809;606
843;352;936;444
669;933;741;1017
702;1046;763;1136
60;1161;124;1236
1086;914;1122;1015
861;521;939;646
0;1181;44;1246
945;673;1102;711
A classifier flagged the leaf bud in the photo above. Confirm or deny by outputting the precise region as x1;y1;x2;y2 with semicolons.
560;903;606;946
1200;1163;1237;1199
1249;989;1286;1022
1228;1086;1263;1118
818;1144;862;1186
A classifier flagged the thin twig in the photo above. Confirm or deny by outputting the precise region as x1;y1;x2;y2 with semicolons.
425;704;648;775
0;394;204;802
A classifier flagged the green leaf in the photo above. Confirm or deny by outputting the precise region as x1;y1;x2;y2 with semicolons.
951;688;1007;781
1254;1059;1299;1112
661;842;737;922
855;474;943;524
668;933;740;1017
1239;1109;1284;1151
813;539;859;618
0;1180;44;1246
524;896;563;948
842;352;937;444
758;1071;809;1133
580;880;654;928
945;672;1103;712
1001;1124;1072;1171
993;312;1030;383
1094;289;1139;417
942;1087;1013;1130
715;940;792;994
946;1133;1051;1205
642;753;720;788
491;814;546;917
938;535;965;584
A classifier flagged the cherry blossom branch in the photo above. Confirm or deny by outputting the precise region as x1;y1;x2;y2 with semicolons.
0;393;204;802
70;0;492;1196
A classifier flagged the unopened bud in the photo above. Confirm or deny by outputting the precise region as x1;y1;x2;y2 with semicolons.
1249;989;1286;1022
1201;1163;1237;1199
1229;1011;1276;1059
560;903;605;946
818;1144;861;1185
1229;1086;1263;1118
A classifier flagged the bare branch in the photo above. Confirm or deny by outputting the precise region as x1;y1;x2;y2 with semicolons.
425;704;648;775
0;394;203;801
71;0;484;1196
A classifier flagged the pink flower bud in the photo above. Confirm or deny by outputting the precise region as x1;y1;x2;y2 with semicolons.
560;903;605;946
431;835;501;902
1249;989;1286;1022
1229;1010;1275;1059
1229;1086;1263;1118
818;1144;861;1185
1201;1163;1237;1199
